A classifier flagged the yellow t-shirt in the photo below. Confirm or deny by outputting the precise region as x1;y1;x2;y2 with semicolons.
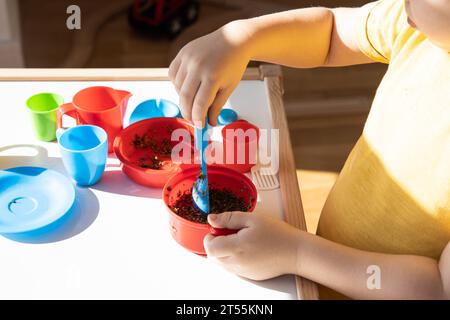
317;0;450;298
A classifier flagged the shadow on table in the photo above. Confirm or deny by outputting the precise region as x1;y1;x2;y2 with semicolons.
243;275;298;298
200;255;297;298
90;156;162;199
0;144;99;244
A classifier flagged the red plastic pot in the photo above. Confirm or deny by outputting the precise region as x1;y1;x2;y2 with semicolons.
57;86;131;153
221;120;260;173
163;166;257;255
114;117;196;188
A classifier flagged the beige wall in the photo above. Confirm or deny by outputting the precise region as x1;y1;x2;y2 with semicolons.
0;0;24;67
0;0;12;41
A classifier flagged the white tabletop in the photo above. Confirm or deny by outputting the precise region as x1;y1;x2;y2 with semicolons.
0;80;297;299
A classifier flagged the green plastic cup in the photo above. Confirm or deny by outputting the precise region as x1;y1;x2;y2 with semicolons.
26;93;64;141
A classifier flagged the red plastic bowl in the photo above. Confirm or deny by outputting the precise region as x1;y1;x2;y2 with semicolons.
114;118;196;188
163;166;258;255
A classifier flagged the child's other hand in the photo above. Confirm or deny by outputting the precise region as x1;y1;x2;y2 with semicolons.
169;21;252;126
204;212;301;280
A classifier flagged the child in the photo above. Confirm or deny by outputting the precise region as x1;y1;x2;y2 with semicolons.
169;0;450;299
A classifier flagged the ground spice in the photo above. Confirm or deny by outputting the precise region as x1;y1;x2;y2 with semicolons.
138;156;163;170
132;133;158;151
170;188;252;224
159;138;172;156
132;131;175;169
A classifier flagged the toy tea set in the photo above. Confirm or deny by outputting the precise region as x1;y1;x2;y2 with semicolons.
0;86;269;255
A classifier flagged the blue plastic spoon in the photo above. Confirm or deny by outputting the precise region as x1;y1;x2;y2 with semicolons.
192;117;209;214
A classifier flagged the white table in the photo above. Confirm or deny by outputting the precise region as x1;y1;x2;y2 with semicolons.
0;67;317;299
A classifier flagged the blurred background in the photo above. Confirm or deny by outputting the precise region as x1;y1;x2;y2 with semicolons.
0;0;387;232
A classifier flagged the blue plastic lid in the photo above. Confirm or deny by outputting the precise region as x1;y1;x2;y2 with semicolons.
217;109;238;126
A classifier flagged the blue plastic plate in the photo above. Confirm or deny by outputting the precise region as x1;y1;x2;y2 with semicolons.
129;99;181;126
0;167;75;234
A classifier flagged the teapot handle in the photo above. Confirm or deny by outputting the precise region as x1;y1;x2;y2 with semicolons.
57;103;78;129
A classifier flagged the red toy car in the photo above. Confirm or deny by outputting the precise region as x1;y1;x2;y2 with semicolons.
128;0;199;38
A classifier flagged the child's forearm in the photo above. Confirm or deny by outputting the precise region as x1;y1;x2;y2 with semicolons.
227;8;334;68
295;231;448;299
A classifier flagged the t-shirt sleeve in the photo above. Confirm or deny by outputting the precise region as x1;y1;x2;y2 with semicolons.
356;0;408;64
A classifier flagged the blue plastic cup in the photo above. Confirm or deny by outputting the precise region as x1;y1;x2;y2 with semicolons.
56;125;108;186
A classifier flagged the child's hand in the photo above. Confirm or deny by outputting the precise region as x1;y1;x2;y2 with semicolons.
169;21;252;126
203;212;301;280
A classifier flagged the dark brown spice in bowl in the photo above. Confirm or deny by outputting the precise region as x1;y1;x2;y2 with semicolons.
170;188;252;224
138;156;163;170
132;131;175;169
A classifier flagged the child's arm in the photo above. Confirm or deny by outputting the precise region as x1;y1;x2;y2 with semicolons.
204;213;450;300
296;227;450;299
243;7;372;67
169;7;373;126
